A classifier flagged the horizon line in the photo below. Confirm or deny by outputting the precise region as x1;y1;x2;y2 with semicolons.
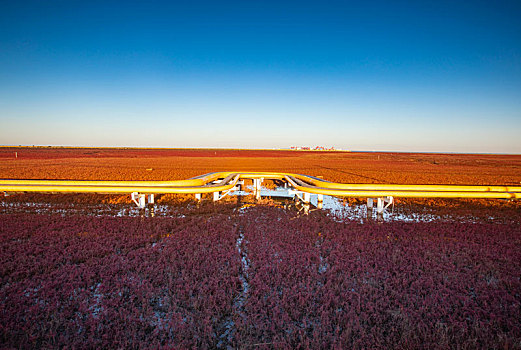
1;144;520;156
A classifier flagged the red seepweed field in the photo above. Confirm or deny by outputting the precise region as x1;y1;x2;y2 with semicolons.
1;147;521;348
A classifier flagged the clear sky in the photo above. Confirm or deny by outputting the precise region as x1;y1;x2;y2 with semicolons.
1;0;520;153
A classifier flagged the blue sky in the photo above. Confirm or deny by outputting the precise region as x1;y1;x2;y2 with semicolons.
1;0;520;152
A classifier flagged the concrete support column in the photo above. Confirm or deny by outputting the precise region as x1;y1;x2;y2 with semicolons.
147;194;154;205
303;192;311;204
195;193;202;201
377;197;385;214
367;198;374;211
213;191;220;201
131;192;146;209
139;195;146;209
253;178;262;200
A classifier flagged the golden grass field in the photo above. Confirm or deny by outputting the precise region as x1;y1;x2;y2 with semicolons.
1;147;520;185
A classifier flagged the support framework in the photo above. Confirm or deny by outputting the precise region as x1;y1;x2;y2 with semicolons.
1;172;520;211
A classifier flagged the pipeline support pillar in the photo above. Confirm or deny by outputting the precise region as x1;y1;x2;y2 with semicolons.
131;192;146;209
377;198;384;214
253;178;263;200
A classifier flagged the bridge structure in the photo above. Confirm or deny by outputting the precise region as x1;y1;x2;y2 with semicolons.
1;171;520;214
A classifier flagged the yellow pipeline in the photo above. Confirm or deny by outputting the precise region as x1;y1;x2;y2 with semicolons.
284;176;521;199
1;171;520;199
0;174;240;194
290;175;521;193
4;173;520;193
0;179;201;187
204;172;521;193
